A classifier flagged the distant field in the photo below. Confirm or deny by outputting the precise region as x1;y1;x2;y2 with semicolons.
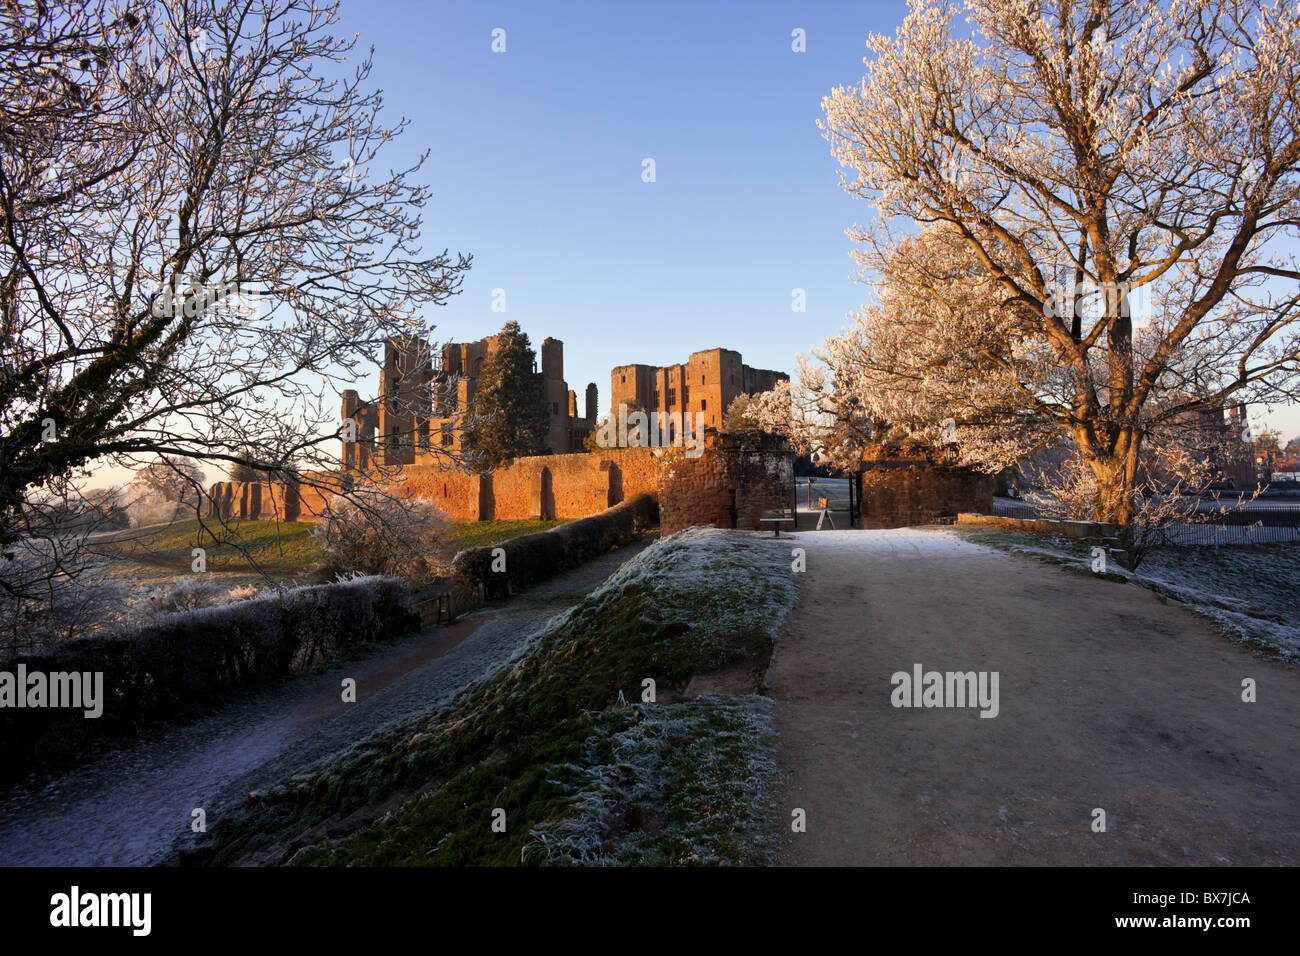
448;518;565;552
92;518;320;573
89;516;568;581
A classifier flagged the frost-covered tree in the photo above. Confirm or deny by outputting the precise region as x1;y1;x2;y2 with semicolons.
0;0;470;567
123;456;206;526
311;488;450;585
820;0;1300;523
723;380;795;437
799;225;1049;469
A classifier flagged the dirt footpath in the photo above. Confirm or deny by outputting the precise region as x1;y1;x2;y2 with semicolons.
0;538;654;866
768;529;1300;865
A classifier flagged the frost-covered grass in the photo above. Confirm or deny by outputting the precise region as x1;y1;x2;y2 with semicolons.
536;525;799;658
521;697;778;866
188;528;797;866
950;527;1300;659
1126;547;1300;658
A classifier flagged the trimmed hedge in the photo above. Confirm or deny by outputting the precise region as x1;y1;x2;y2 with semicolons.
451;494;658;596
1;576;419;781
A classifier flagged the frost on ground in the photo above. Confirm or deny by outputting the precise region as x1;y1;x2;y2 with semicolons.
188;527;798;866
782;526;989;557
536;525;798;650
1131;547;1300;658
522;696;778;866
949;527;1300;659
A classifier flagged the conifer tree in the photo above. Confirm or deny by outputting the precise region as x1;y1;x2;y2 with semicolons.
462;322;549;470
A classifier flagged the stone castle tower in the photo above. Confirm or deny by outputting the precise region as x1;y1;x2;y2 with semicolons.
609;347;787;431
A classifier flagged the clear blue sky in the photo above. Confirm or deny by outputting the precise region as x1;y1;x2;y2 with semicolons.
80;0;1298;494
336;0;897;415
335;0;1297;440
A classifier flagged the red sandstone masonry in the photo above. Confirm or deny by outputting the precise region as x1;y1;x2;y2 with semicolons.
388;447;661;521
956;513;1117;539
656;431;795;533
205;444;995;537
204;438;796;533
855;467;993;530
206;448;664;523
205;474;343;523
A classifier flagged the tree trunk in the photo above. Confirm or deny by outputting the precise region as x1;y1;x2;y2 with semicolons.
1092;464;1134;525
1083;429;1142;526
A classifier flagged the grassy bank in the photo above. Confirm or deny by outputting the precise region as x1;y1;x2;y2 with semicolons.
185;527;798;866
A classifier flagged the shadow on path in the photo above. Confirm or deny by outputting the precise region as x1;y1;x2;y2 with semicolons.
769;528;1300;865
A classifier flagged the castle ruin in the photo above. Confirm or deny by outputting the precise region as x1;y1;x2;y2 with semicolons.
610;348;787;432
341;332;597;469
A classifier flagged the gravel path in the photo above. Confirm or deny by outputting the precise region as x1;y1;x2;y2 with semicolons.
768;528;1300;865
0;538;652;867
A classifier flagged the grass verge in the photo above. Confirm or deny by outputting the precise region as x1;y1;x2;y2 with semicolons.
92;517;566;575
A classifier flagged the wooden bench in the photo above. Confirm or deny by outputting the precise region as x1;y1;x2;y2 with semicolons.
760;507;795;537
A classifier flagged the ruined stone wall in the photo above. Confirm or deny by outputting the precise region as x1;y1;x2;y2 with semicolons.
856;467;994;529
955;513;1116;539
205;474;343;523
387;467;484;520
656;432;795;534
204;449;986;536
295;481;338;520
205;437;795;531
611;348;789;431
385;447;660;521
207;449;662;524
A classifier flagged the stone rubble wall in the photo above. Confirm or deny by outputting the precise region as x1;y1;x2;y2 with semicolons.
856;467;994;530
